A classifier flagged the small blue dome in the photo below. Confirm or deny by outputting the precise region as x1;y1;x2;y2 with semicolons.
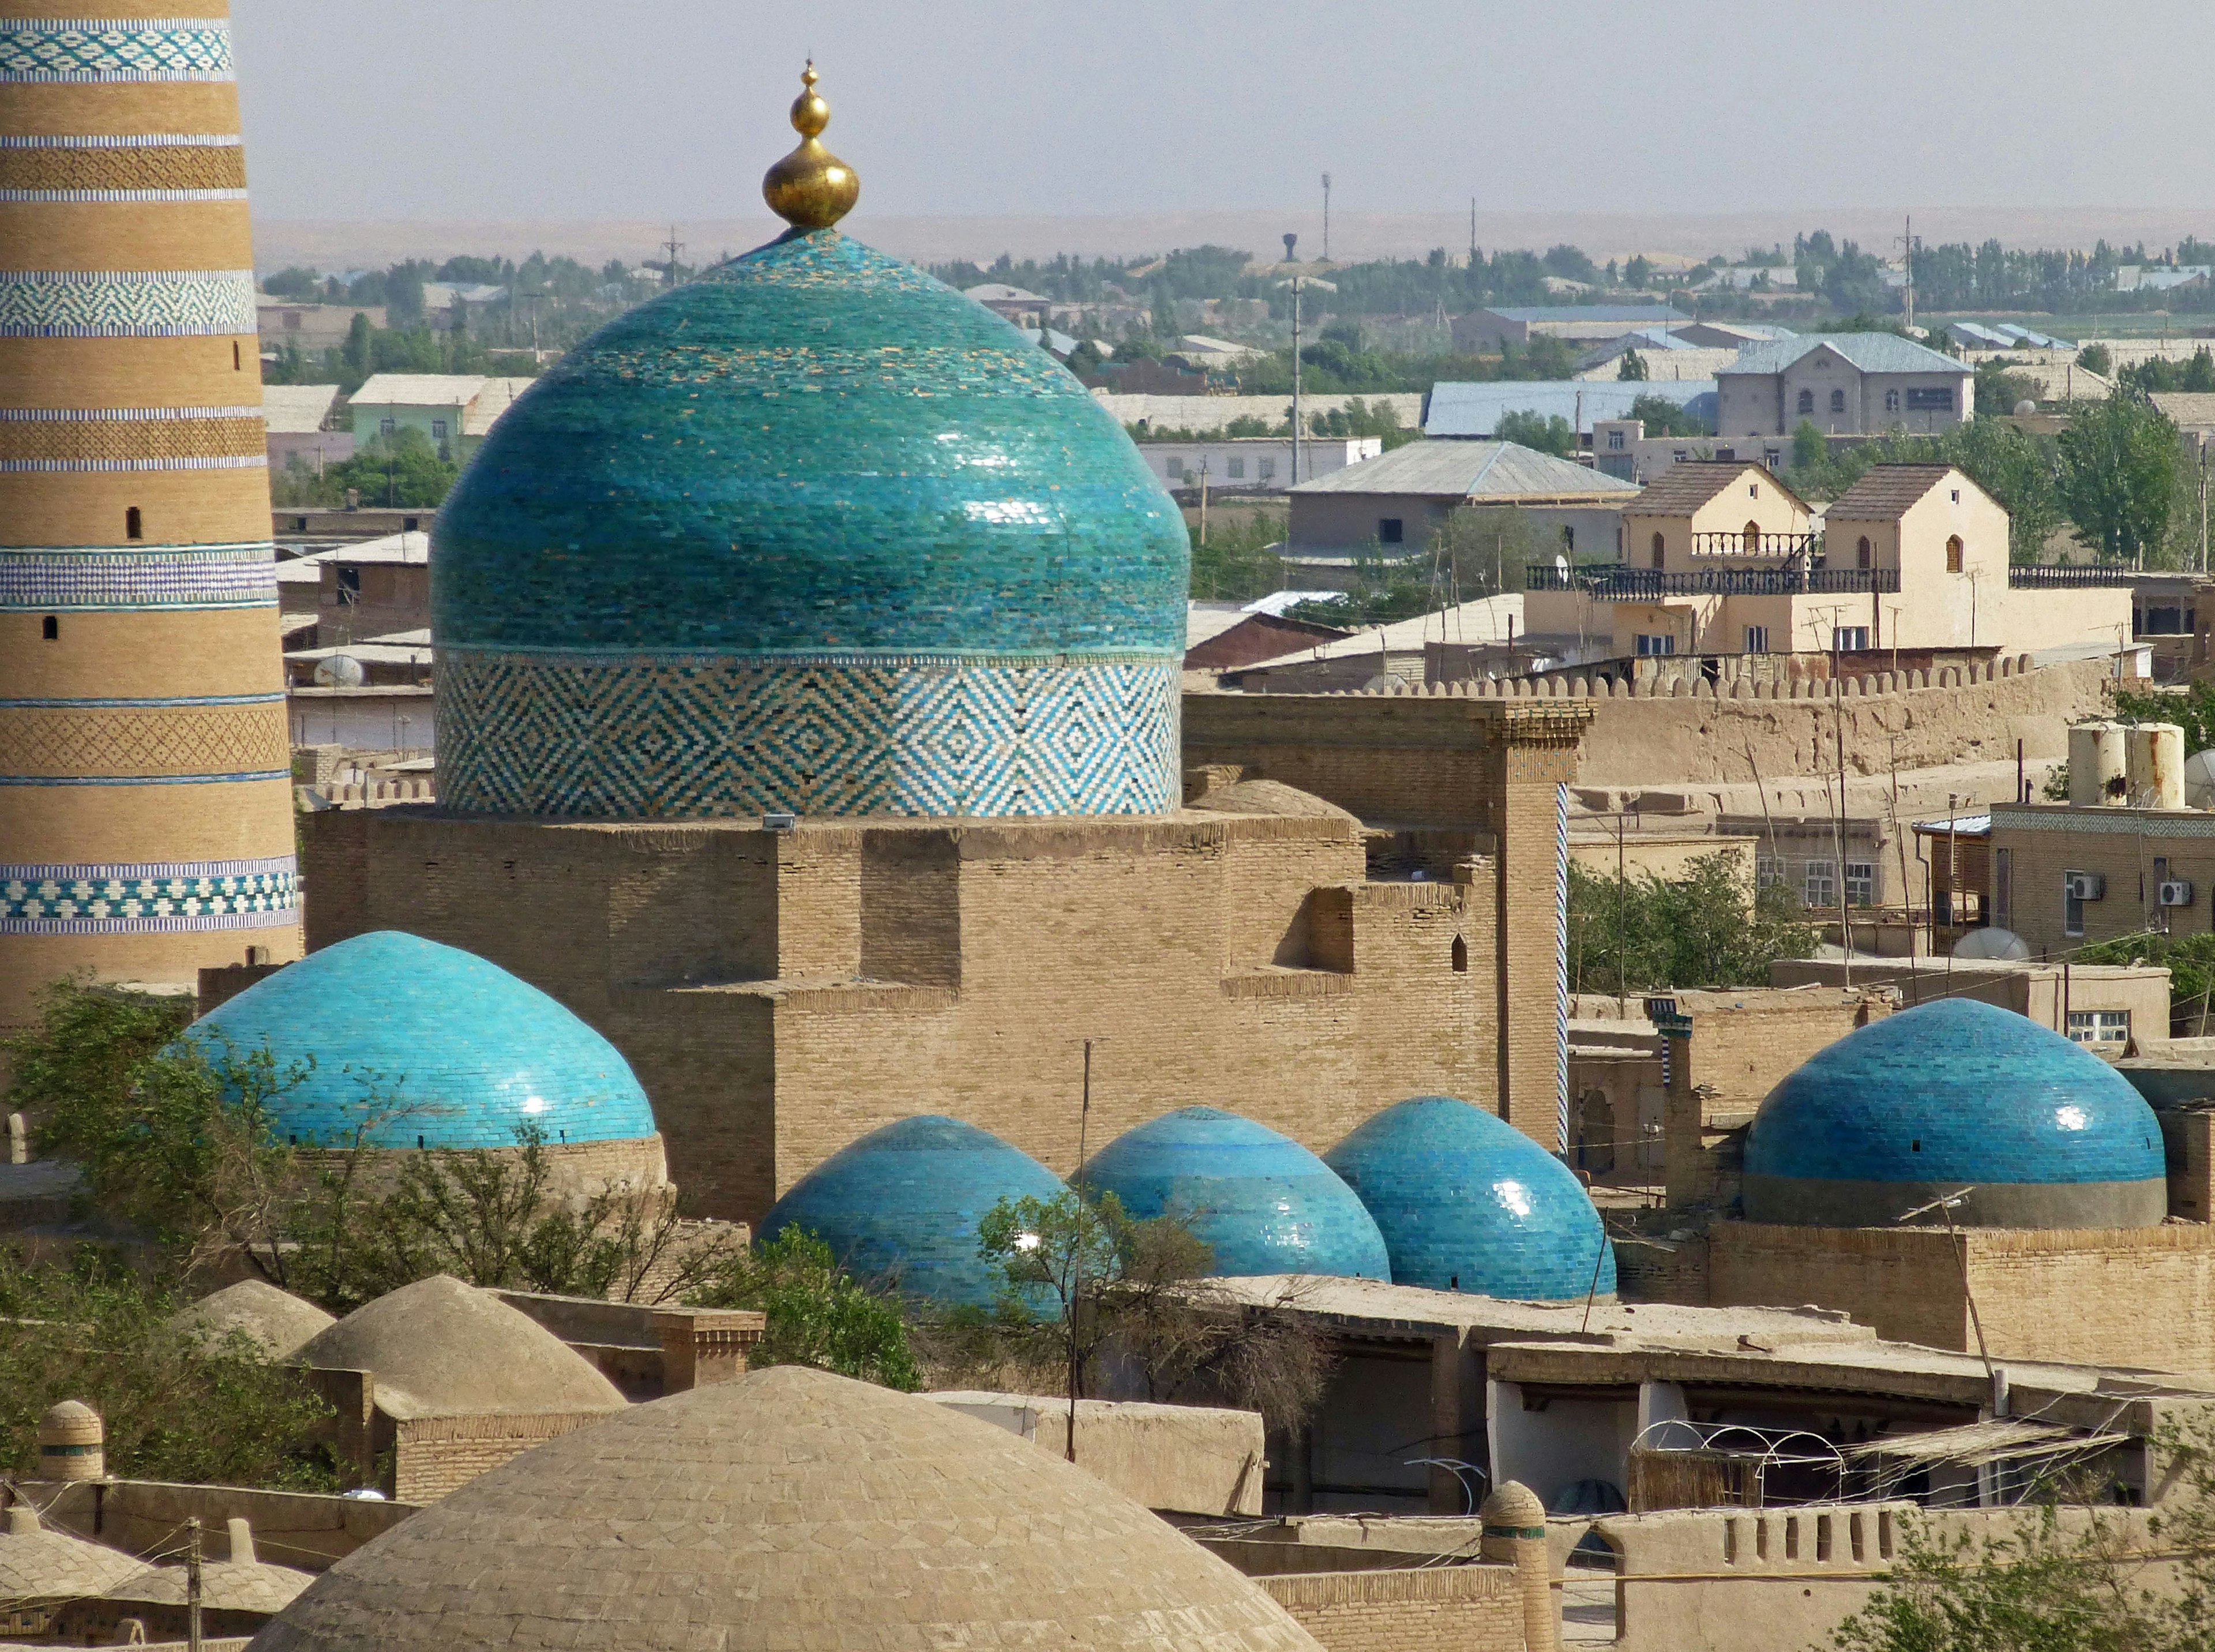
1326;1098;1613;1300
1079;1107;1390;1280
1743;998;2167;1227
760;1116;1065;1310
182;932;656;1150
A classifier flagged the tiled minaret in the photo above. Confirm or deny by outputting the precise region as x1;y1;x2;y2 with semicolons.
1;3;300;1038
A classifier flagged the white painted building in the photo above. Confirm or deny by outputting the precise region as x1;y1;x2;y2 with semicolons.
1133;435;1381;491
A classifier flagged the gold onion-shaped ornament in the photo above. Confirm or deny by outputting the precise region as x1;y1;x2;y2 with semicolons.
763;63;859;230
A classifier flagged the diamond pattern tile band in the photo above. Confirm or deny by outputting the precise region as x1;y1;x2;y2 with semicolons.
0;21;234;82
0;269;257;338
1;855;296;934
0;543;276;610
438;651;1180;819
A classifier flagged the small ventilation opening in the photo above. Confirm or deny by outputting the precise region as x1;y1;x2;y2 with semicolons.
232;340;241;370
1451;935;1468;973
125;506;142;540
42;615;58;640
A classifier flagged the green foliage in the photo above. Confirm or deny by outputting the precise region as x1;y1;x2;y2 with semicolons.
2079;929;2215;1031
686;1228;922;1391
2056;396;2180;564
261;266;323;300
2076;342;2113;377
1567;853;1816;993
2115;682;2215;755
1189;510;1289;603
1630;393;1714;438
301;428;459;509
1496;408;1575;456
0;1257;339;1490
2120;346;2215;395
1542;244;1599;285
1977;360;2045;415
1616;348;1649;381
1794;418;1829;471
1624;255;1653;291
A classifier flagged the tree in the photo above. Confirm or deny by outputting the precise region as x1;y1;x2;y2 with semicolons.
1624;255;1653;291
686;1228;922;1390
1542;244;1599;285
1189;509;1288;603
261;266;322;300
1496;408;1575;456
1794;418;1828;471
1617;348;1649;382
341;310;372;380
1630;393;1713;438
2077;342;2113;377
1567;853;1815;994
1976;360;2044;416
2055;396;2179;565
325;428;459;509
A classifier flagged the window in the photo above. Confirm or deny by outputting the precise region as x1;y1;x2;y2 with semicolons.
1846;862;1875;906
378;417;396;436
1748;483;1760;498
1906;387;1955;411
1608;429;1625;450
1884;389;1900;414
1833;626;1869;651
1765;449;1783;469
2068;1009;2130;1049
1797;389;1815;415
1756;855;1786;889
1744;625;1769;652
1650;530;1665;569
1163;457;1182;479
2143;605;2184;635
1742;519;1760;552
1946;535;1964;573
1378;518;1404;545
336;566;361;602
1451;935;1468;973
431;419;448;440
41;615;57;641
1857;535;1871;569
1226;456;1245;479
1635;632;1677;656
124;506;141;540
2064;874;2085;937
1950;489;1961;503
1829;388;1846;414
1994;847;2011;929
1805;861;1837;910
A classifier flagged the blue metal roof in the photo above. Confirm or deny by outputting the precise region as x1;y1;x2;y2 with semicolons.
1080;1106;1390;1280
182;931;658;1150
1424;380;1717;437
1722;332;1968;377
1484;305;1689;324
1324;1097;1614;1300
1744;999;2165;1190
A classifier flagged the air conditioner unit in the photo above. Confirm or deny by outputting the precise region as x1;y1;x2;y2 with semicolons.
2064;872;2105;902
2161;880;2195;908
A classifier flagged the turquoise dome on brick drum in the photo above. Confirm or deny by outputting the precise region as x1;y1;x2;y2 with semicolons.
760;1116;1066;1310
1743;998;2166;1229
432;229;1188;821
1325;1098;1614;1300
1079;1107;1390;1280
181;932;656;1151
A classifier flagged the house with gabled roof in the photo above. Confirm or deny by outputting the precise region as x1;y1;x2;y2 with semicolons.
1718;332;1973;437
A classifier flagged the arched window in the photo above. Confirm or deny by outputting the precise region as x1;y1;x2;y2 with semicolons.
1946;535;1964;573
1742;519;1760;553
125;506;142;540
1829;388;1847;414
1857;535;1871;569
1650;530;1664;569
1796;388;1815;415
1451;934;1468;973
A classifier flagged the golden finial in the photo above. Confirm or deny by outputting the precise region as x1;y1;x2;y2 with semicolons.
763;60;859;231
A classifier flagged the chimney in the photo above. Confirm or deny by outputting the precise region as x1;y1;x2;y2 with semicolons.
226;1516;256;1564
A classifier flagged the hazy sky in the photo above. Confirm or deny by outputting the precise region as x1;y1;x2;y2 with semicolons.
234;0;2215;226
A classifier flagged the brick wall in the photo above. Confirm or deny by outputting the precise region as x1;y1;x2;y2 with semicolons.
392;1411;607;1503
1258;1566;1530;1652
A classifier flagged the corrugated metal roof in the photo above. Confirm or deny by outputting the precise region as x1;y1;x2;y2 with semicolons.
1289;438;1638;498
262;383;341;434
1424;380;1716;437
1825;464;1961;521
1484;305;1688;324
1241;594;1527;667
350;373;485;408
1722;332;1967;377
461;376;536;436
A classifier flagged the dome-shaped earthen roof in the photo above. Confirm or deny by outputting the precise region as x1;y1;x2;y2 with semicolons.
295;1275;624;1420
0;1505;144;1601
251;1364;1326;1652
1191;779;1357;820
172;1280;337;1361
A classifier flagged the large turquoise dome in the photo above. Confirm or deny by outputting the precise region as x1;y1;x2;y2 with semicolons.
433;229;1187;820
1325;1097;1614;1301
1080;1107;1390;1279
759;1116;1066;1311
181;932;658;1150
1743;998;2166;1228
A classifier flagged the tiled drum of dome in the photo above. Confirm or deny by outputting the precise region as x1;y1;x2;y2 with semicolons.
433;230;1187;819
181;932;657;1151
760;1116;1067;1311
1741;997;2167;1228
1079;1106;1390;1279
1325;1097;1615;1301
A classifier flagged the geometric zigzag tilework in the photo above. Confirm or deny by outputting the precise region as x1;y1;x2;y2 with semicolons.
0;699;291;781
437;651;1181;819
0;855;296;934
0;21;234;82
0;269;257;338
0;545;276;610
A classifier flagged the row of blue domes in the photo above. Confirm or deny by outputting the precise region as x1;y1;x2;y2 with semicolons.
183;932;658;1151
761;1100;1615;1311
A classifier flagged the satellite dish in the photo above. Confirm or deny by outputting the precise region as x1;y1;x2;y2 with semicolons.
2184;749;2215;810
1555;553;1571;578
1953;927;2030;962
313;655;366;688
2013;398;2038;417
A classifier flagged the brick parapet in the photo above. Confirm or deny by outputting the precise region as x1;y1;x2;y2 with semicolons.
1257;1565;1529;1652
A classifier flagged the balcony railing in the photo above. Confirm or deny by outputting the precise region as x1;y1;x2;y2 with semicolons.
2007;564;2138;588
1688;530;1823;557
1527;564;1901;598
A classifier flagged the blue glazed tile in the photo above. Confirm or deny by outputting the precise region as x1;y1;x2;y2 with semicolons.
1080;1106;1390;1280
182;931;657;1150
760;1115;1065;1311
1743;997;2164;1187
1326;1097;1615;1300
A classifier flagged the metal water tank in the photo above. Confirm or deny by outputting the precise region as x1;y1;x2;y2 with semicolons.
2126;722;2185;810
2067;720;2126;806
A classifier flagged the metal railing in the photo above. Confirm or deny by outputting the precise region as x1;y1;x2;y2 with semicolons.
1688;530;1823;557
2007;564;2138;588
1527;564;1900;598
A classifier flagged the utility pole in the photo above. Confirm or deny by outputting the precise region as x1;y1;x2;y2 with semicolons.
1277;264;1336;487
187;1517;204;1652
1469;198;1477;266
1068;1038;1094;1465
1322;173;1332;263
1898;215;1916;333
661;225;684;290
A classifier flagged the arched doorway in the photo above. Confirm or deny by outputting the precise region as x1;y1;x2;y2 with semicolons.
1741;520;1760;553
1574;1089;1617;1176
